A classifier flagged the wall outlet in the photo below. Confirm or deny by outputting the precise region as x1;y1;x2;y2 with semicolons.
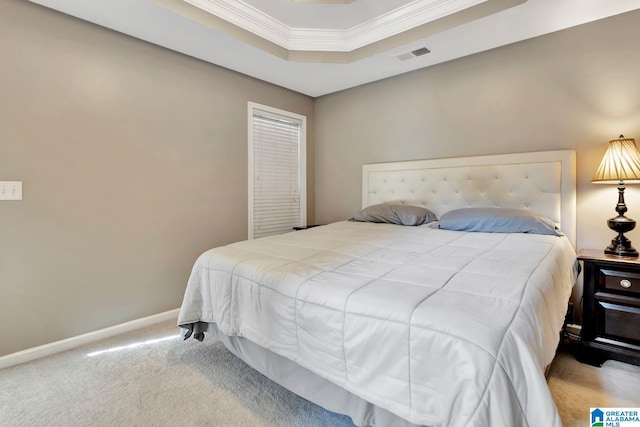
0;181;22;200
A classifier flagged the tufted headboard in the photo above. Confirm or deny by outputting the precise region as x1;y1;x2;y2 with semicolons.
362;150;577;248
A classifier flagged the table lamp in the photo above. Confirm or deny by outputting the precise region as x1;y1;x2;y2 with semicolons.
592;135;640;257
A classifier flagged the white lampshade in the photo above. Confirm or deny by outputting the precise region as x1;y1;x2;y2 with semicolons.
592;135;640;184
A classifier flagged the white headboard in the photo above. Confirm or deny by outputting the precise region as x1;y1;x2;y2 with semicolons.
362;150;577;248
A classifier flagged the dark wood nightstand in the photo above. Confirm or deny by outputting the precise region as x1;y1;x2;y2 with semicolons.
292;225;323;231
577;249;640;367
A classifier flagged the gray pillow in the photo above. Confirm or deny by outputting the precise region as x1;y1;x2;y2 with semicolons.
438;207;562;236
350;204;437;226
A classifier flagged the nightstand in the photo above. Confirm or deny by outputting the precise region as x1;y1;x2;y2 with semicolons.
292;225;323;231
577;249;640;367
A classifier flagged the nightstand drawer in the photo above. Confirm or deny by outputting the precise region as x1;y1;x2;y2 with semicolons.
600;269;640;296
598;301;640;342
578;249;640;366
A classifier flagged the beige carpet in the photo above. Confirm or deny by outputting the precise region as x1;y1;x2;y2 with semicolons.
547;348;640;426
1;319;638;427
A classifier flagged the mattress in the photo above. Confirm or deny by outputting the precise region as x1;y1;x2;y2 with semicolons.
178;221;578;427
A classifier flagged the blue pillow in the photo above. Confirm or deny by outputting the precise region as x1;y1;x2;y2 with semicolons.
439;208;562;236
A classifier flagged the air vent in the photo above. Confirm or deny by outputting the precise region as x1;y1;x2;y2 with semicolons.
411;47;430;56
395;47;430;61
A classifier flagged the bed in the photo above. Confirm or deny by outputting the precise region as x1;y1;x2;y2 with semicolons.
178;150;579;427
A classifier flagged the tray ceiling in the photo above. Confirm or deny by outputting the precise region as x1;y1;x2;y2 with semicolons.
26;0;640;97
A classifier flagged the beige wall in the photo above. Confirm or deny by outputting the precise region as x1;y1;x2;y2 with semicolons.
2;2;639;357
315;9;640;255
0;0;314;356
314;10;640;320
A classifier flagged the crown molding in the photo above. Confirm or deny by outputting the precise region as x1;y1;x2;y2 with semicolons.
184;0;488;52
343;0;486;51
291;0;355;3
183;0;291;48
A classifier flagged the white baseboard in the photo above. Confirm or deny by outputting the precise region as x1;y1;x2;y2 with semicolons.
0;308;180;370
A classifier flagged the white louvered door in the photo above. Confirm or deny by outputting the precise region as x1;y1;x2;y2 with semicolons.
248;103;306;239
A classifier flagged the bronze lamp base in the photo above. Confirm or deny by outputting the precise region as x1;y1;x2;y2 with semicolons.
605;214;638;257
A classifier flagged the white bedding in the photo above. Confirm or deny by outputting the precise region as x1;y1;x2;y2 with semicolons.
178;221;578;427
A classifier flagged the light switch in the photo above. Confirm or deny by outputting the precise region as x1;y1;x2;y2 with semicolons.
0;181;22;200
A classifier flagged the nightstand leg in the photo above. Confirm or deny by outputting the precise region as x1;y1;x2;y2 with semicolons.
576;347;607;367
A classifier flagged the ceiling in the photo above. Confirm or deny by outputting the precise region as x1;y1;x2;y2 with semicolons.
27;0;640;97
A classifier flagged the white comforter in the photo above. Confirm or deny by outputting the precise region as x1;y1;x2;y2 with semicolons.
178;221;578;427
